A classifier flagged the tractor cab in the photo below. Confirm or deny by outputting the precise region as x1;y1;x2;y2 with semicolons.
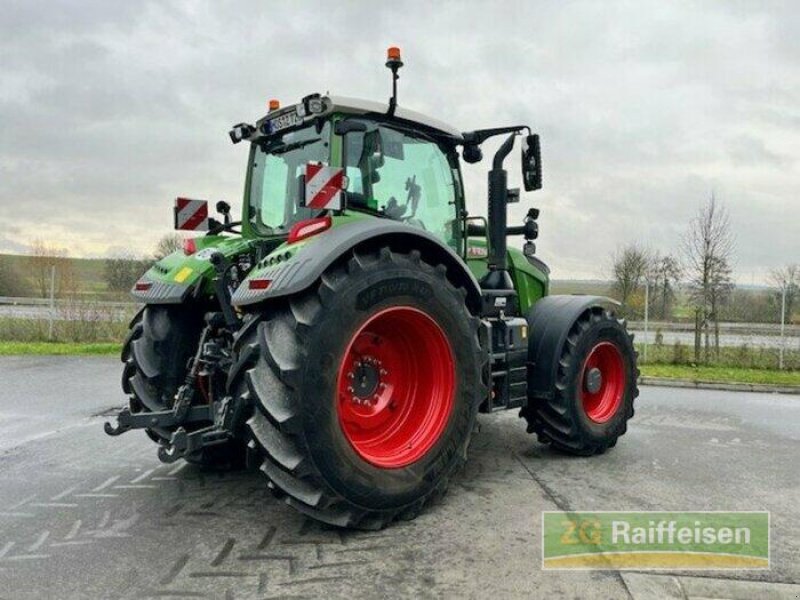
232;93;467;252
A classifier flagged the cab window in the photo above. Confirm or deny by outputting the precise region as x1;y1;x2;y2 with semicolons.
344;124;460;249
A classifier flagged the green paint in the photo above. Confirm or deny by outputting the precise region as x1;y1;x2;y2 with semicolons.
465;238;549;313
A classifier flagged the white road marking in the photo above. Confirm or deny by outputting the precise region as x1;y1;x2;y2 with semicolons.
0;542;14;559
64;520;82;540
28;531;49;552
91;476;120;492
113;485;157;489
168;463;187;476
74;493;119;498
130;468;156;484
50;486;78;501
8;494;36;510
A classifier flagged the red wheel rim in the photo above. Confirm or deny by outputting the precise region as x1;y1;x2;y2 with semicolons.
580;341;626;423
336;306;456;469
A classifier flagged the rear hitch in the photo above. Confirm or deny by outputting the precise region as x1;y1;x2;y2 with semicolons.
103;404;215;437
155;394;249;462
156;424;232;463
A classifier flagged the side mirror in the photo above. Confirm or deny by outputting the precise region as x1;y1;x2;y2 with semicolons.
462;144;483;164
215;200;230;216
521;134;542;191
215;200;232;225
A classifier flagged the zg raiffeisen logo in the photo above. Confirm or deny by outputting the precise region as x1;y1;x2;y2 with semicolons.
542;511;769;570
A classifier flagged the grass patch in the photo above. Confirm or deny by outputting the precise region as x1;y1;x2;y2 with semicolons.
641;341;800;371
640;364;800;387
0;341;120;356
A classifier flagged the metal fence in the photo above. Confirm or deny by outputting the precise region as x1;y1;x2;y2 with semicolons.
629;320;800;370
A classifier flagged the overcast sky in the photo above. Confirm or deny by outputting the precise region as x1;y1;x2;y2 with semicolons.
1;0;797;282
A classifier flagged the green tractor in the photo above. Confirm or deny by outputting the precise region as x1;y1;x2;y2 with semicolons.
106;48;638;529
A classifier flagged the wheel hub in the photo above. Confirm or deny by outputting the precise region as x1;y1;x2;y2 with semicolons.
348;356;384;404
584;367;603;394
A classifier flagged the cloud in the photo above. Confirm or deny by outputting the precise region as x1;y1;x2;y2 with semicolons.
0;0;797;282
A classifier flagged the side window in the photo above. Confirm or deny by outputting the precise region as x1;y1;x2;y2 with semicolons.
343;124;459;248
257;155;289;228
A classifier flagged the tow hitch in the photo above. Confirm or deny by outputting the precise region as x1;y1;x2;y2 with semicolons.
104;310;246;463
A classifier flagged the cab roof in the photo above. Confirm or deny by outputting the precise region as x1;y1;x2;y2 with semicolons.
326;96;463;141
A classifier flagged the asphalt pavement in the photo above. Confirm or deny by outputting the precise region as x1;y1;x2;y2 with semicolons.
0;356;798;599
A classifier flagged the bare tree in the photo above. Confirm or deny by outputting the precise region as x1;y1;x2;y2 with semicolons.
610;244;650;317
682;194;735;362
29;240;76;299
769;264;799;323
153;233;183;260
645;253;682;320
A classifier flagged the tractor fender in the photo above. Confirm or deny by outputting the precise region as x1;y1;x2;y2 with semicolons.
233;219;484;314
526;295;621;401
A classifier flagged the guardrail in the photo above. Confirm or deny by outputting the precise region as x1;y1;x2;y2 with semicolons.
0;296;137;309
628;320;800;336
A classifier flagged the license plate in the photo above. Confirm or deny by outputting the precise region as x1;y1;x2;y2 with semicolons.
266;111;302;133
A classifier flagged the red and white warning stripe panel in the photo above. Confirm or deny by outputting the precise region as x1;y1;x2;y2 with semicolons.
304;163;344;210
174;197;210;231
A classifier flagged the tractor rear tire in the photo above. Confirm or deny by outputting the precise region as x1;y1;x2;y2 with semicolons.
521;306;638;455
121;305;245;468
231;247;485;529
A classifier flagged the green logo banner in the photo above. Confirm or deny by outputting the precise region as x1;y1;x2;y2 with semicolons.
542;511;769;570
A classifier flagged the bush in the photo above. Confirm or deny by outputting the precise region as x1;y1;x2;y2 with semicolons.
672;341;687;365
0;256;28;296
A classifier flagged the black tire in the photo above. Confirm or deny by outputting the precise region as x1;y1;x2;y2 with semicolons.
521;306;638;455
231;247;485;529
121;305;245;468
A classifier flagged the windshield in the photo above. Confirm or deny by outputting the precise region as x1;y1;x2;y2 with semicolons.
248;121;331;233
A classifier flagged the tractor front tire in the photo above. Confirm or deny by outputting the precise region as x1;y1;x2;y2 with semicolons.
121;305;245;468
521;306;638;455
231;248;485;529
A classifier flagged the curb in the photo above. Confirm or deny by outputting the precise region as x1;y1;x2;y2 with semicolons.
639;376;800;395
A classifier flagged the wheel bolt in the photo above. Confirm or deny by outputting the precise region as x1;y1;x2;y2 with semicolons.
380;369;388;376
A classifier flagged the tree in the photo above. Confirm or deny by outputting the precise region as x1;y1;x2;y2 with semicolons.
104;255;150;292
769;264;799;323
682;194;735;362
153;233;183;260
29;240;76;299
610;244;650;317
0;255;27;296
644;253;682;321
